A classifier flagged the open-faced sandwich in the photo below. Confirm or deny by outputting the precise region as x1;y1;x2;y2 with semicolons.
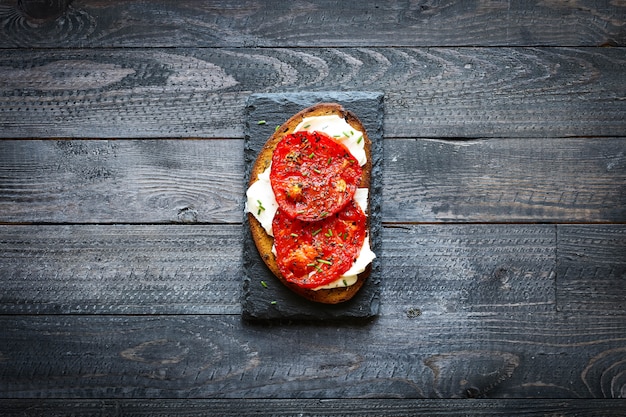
245;103;376;304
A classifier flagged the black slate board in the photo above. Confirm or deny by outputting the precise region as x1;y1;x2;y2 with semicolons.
242;92;384;321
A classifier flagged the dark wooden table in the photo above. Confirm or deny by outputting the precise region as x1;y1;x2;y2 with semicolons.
1;1;625;415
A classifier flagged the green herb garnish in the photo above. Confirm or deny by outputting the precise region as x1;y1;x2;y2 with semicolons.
257;200;265;215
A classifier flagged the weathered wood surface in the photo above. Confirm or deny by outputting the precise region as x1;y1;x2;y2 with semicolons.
2;399;626;417
2;312;626;399
0;0;625;414
0;0;624;48
1;138;624;223
557;225;626;314
1;399;626;417
0;47;624;139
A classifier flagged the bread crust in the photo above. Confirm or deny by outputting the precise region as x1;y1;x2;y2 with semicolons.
248;103;372;304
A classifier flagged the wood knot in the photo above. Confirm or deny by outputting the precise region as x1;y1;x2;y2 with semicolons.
177;206;198;223
18;0;70;20
120;339;189;366
406;307;422;318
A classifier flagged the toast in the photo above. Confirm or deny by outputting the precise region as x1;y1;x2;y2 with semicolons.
247;103;373;304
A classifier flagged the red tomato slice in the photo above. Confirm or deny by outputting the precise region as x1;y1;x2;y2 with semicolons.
272;200;367;289
270;131;361;221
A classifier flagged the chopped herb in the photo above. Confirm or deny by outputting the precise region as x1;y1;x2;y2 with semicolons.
307;262;317;267
312;167;321;174
351;130;354;135
257;200;265;209
320;211;329;218
256;200;266;215
325;229;333;237
270;300;277;305
317;258;333;265
275;125;280;131
312;228;322;236
257;120;267;125
357;135;363;144
333;134;341;138
342;131;350;137
343;279;348;286
308;152;315;159
303;123;311;129
327;156;333;165
290;233;298;238
261;280;268;288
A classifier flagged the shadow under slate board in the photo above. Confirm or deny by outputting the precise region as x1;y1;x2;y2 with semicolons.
242;92;384;321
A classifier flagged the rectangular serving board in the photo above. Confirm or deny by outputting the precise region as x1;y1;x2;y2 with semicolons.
242;92;384;321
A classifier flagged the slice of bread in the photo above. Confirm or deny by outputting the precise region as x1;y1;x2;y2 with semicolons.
247;103;372;304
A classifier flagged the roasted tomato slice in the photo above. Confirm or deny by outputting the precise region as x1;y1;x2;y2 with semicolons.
270;131;362;221
272;199;367;289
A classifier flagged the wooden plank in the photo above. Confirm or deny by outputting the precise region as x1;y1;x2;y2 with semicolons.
2;399;626;416
382;224;556;316
0;139;243;224
1;313;625;398
0;224;556;315
1;138;624;224
0;224;242;314
384;138;626;223
0;48;624;139
0;0;624;48
557;225;626;314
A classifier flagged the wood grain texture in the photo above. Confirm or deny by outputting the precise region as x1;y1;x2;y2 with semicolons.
0;224;242;314
1;138;624;224
0;0;624;47
1;313;625;398
0;0;624;409
384;138;626;223
557;225;626;314
0;47;624;139
0;139;243;224
0;224;556;315
2;399;626;416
